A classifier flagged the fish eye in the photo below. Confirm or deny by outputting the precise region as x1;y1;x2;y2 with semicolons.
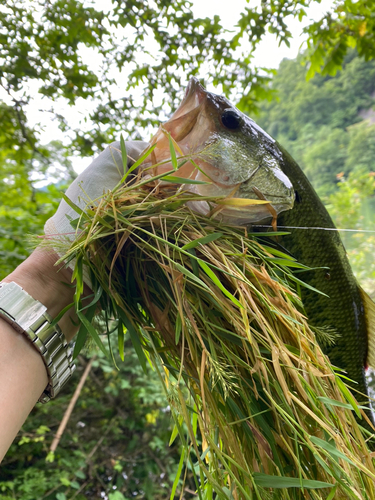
221;109;241;130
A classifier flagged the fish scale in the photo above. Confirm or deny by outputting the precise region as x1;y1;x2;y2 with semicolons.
276;147;370;404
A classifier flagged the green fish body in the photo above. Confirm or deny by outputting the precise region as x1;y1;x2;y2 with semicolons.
276;148;373;406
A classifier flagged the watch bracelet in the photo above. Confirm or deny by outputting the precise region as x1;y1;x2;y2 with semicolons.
0;282;76;403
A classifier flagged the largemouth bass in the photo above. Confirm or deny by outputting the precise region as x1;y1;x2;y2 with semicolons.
141;77;375;411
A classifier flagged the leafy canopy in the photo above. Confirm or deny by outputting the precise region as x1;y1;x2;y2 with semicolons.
1;0;375;157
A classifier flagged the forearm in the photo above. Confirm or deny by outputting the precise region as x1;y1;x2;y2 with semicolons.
0;248;77;462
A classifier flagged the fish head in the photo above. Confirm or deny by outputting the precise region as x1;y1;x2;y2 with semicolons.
141;77;294;225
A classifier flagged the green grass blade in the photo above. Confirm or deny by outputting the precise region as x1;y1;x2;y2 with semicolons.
198;260;243;309
76;309;110;359
288;274;329;297
50;302;74;327
175;314;182;344
265;257;311;269
318;396;367;410
258;245;296;260
120;134;128;176
72;255;84;298
168;133;178;170
336;376;362;418
326;484;338;500
72;302;96;358
173;261;211;291
62;193;88;218
118;320;125;361
162;175;210;184
120;143;157;184
182;233;223;250
187;248;200;277
170;448;185;500
118;310;147;374
73;324;88;359
253;473;333;489
309;436;355;465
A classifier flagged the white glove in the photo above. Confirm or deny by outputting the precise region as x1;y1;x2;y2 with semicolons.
45;140;150;239
44;140;149;288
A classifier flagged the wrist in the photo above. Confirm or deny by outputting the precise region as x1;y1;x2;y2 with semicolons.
2;248;77;341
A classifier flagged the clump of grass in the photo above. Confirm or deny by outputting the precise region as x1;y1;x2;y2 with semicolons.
57;141;375;500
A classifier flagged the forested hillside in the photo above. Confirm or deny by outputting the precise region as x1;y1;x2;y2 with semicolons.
257;51;375;197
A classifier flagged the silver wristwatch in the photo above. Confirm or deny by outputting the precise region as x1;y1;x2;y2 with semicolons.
0;281;76;403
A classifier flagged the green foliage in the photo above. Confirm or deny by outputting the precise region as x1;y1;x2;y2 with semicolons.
305;0;375;77
0;346;192;500
2;0;375;159
257;53;375;196
0;135;75;278
0;0;273;157
327;171;375;294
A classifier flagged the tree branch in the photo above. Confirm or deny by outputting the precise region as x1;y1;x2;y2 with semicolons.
49;356;96;453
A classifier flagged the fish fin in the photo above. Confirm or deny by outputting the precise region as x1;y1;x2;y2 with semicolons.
359;287;375;369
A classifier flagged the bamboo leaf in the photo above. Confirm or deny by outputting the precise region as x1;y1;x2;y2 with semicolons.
118;309;147;374
336;377;362;418
120;134;128;176
182;233;223;250
309;436;355;465
198;260;243;309
170;448;186;500
162;175;210;185
253;473;333;489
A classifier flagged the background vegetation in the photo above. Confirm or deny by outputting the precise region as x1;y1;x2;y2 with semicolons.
1;0;375;498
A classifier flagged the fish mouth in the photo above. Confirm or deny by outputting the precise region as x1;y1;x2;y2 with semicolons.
161;77;208;142
183;77;207;108
186;184;295;226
